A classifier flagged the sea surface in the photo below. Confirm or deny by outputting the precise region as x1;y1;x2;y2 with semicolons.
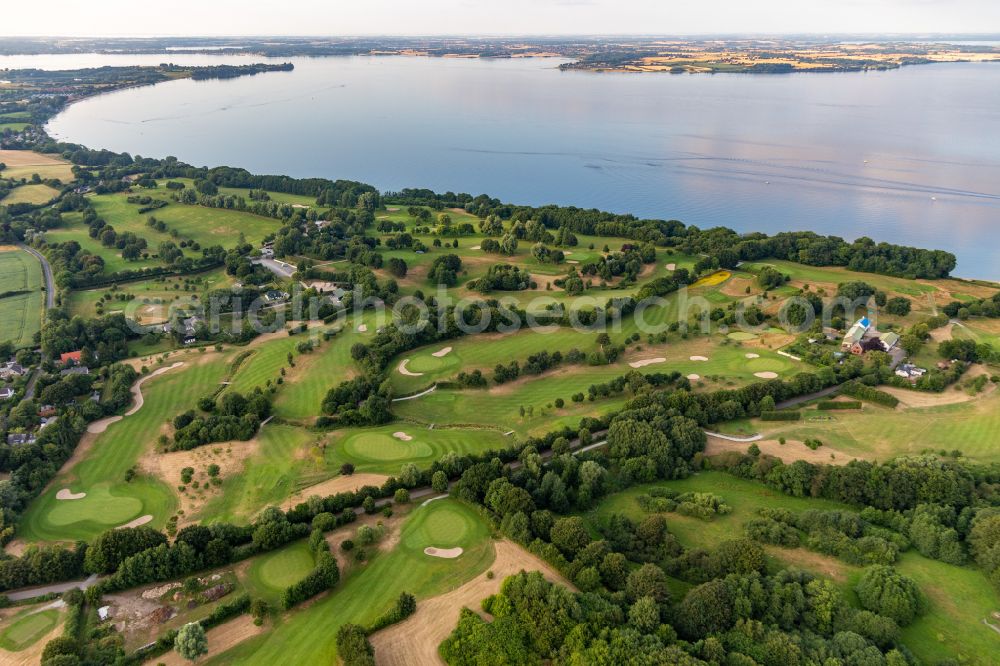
7;53;1000;278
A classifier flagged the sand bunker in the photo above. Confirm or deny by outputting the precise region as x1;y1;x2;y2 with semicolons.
754;371;779;379
666;263;677;270
87;415;122;434
398;359;424;377
393;431;414;441
424;546;463;559
690;356;709;362
745;353;761;359
117;515;153;529
126;362;184;416
566;260;579;264
357;324;368;332
470;245;481;250
629;358;666;368
56;488;86;500
687;374;701;381
431;346;453;358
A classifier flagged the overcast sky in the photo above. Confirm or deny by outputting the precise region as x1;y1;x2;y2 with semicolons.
4;0;1000;37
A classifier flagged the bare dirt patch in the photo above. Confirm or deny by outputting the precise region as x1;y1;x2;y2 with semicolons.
56;488;86;500
764;545;852;583
629;357;666;368
151;615;265;666
930;323;954;343
424;546;463;559
882;366;996;408
370;540;573;666
281;473;390;511
704;435;853;465
143;439;258;525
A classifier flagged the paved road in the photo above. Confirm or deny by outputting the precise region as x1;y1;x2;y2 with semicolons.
252;257;296;279
6;574;99;601
17;243;55;399
775;385;840;410
704;431;763;443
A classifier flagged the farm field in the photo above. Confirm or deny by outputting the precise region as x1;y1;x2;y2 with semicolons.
1;183;60;205
0;246;44;348
206;499;495;665
16;356;228;543
88;190;281;250
587;472;1000;665
0;149;75;182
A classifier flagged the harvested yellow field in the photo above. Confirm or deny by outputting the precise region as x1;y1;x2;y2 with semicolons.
2;183;61;205
0;149;75;182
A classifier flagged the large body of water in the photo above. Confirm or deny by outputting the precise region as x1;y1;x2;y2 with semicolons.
8;53;1000;278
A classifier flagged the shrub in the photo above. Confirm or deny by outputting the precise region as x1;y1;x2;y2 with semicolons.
760;411;801;421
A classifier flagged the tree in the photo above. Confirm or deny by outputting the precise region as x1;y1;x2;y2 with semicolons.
625;563;670;603
550;516;590;558
431;470;449;493
628;595;660;633
174;622;208;662
855;565;925;626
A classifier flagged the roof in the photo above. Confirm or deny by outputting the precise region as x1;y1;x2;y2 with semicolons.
881;332;900;347
844;324;866;344
859;317;870;328
60;351;83;364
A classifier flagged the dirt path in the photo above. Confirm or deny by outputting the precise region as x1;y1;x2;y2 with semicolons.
882;365;996;408
148;615;265;666
704;434;854;465
280;473;390;511
370;540;573;666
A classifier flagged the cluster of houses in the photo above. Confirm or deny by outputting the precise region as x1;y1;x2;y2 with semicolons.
1;361;26;400
841;317;900;356
59;350;90;376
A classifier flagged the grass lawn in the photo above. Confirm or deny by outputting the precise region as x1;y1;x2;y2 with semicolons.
0;608;60;652
0;122;29;132
65;268;234;320
206;499;494;665
271;313;376;421
88;190;281;250
392;337;798;435
0;247;43;348
2;183;60;205
726;389;1000;463
330;424;509;475
43;218;167;273
245;540;316;603
17;357;229;543
587;472;1000;665
201;424;331;525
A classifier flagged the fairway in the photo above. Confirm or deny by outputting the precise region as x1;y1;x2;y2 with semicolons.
0;247;43;347
330;425;510;474
0;609;60;652
206;499;493;665
17;358;228;543
246;540;316;601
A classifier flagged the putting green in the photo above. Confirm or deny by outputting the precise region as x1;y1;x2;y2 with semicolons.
405;500;476;550
744;357;788;373
45;483;143;528
727;331;758;341
0;609;60;651
404;353;457;374
247;540;316;597
341;432;434;462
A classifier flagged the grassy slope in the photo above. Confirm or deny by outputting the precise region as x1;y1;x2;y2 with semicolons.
65;268;233;320
330;424;510;474
588;472;1000;665
1;184;60;205
207;499;494;665
245;540;317;604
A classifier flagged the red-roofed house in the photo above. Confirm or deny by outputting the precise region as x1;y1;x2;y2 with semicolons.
60;351;83;366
